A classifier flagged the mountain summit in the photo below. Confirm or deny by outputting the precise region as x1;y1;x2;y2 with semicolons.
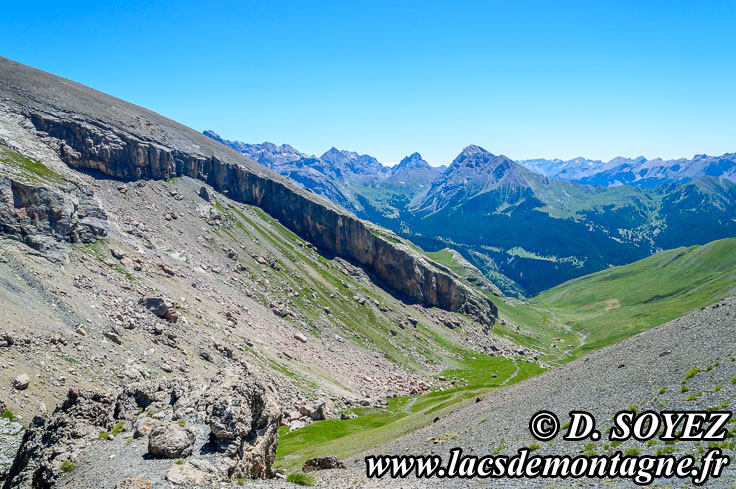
413;146;530;214
393;152;431;172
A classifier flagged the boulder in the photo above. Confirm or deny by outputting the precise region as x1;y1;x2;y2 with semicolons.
198;186;210;201
309;404;327;421
302;456;345;472
133;416;158;439
12;374;30;390
139;297;178;322
139;297;169;317
167;462;213;486
284;410;301;420
270;304;289;318
1;332;15;347
103;329;122;345
110;247;126;260
148;422;195;459
200;368;282;479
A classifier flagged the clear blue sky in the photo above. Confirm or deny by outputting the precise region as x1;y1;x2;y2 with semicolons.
2;1;734;166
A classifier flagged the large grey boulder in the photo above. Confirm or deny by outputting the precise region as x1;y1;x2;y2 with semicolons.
133;417;158;439
138;297;169;318
138;297;178;322
147;422;195;459
11;374;29;390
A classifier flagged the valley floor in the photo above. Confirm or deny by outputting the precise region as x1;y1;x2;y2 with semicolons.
315;297;736;488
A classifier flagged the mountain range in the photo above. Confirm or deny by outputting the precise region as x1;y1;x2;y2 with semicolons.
205;131;736;296
518;153;736;187
2;57;736;489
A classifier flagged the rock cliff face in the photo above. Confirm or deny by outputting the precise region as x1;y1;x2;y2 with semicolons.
0;56;496;325
0;175;107;259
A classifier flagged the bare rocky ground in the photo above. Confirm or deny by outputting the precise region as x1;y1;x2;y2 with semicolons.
0;168;518;417
0;169;519;484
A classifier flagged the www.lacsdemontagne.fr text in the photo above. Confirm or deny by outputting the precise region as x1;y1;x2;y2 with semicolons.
365;447;730;485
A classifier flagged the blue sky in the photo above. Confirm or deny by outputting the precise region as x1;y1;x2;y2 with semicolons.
2;1;734;166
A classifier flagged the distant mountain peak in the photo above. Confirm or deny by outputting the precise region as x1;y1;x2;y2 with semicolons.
460;144;493;157
395;152;430;170
448;145;509;173
320;146;360;162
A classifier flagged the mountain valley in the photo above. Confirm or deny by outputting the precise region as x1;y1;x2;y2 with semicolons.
0;57;733;489
206;133;736;296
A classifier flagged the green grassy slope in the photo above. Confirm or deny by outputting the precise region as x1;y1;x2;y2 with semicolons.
535;238;736;356
276;353;543;472
487;239;736;364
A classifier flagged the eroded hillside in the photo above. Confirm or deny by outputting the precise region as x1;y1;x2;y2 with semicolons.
0;56;526;488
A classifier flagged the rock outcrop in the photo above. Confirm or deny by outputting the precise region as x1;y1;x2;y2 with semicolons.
0;56;496;326
0;402;24;484
3;389;116;489
0;175;106;260
3;368;281;488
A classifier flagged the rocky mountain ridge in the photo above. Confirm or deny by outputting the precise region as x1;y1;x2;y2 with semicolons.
406;146;736;294
203;133;446;213
207;133;736;296
0;56;495;325
206;131;736;195
411;146;531;215
518;152;736;187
